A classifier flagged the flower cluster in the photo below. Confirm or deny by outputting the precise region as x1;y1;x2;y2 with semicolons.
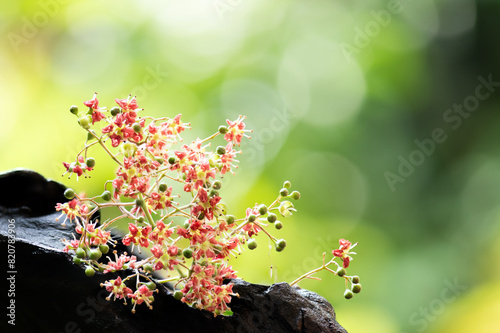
57;93;360;316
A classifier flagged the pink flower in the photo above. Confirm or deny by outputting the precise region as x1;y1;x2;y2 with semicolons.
332;239;357;268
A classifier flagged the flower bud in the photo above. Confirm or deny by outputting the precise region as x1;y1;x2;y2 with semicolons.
275;221;283;229
267;213;277;223
78;115;91;129
290;191;301;200
87;132;95;141
344;289;353;299
283;181;291;189
210;189;219;197
73;256;82;265
70;105;79;115
89;248;102;261
155;157;164;164
183;220;190;229
64;188;75;200
101;190;112;201
133;123;142;133
352;275;360;284
248;214;257;222
183;248;193;259
216;146;226;155
122;142;137;158
212;180;222;190
159;184;168;192
110;107;120;116
137;216;145;223
226;215;235;224
275;239;286;252
76;247;86;258
258;204;267;216
99;244;109;254
218;126;228;134
336;267;346;277
173;290;183;300
145;282;157;290
143;264;153;273
247;239;257;250
197;212;205;220
352;283;362;294
86;157;96;168
85;266;95;277
168;156;177;165
280;188;289;197
135;198;145;207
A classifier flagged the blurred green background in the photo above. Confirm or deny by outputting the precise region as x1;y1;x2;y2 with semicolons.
2;0;500;331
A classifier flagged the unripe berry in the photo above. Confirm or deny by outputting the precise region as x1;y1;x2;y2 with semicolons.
64;188;75;200
101;190;111;201
135;198;144;207
275;221;283;229
290;191;301;200
336;267;346;277
137;216;145;223
159;184;168;192
275;239;286;252
280;188;289;197
283;181;291;189
226;215;235;224
197;212;205;220
76;247;86;259
267;213;277;223
173;290;183;300
352;283;362;294
247;239;257;250
85;266;95;277
258;204;267;215
216;146;226;155
133;123;142;133
89;248;102;261
218;125;228;134
73;256;82;265
210;189;219;197
86;157;96;168
78;116;91;129
212;180;222;190
183;248;193;259
352;275;360;284
168;156;177;165
70;105;79;115
145;282;157;290
110;106;120;116
248;214;257;222
99;244;109;254
344;289;353;299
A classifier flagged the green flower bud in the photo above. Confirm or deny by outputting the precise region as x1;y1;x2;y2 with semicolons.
216;146;226;155
267;213;277;223
275;239;286;252
290;191;301;200
78;115;91;129
64;188;75;200
173;290;183;300
89;248;102;261
110;107;120;116
344;289;353;299
87;132;95;141
280;188;289;197
210;189;219;197
85;266;95;277
70;105;79;115
247;239;257;250
135;198;144;208
258;204;267;216
197;212;205;220
86;157;96;168
183;220;190;229
99;244;109;254
275;221;283;229
336;267;346;277
73;256;82;265
352;275;360;284
283;181;291;189
143;264;153;273
212;180;222;190
218;125;228;134
226;215;235;224
168;156;177;165
122;142;137;158
133;123;142;133
279;201;295;217
183;248;193;259
145;282;157;290
352;283;362;294
159;184;168;192
75;247;86;259
101;190;112;201
248;214;257;222
98;265;105;273
155;157;164;164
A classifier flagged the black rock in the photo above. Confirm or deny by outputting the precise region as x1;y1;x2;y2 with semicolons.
0;169;347;333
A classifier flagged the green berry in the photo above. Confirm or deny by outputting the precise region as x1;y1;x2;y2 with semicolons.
110;107;120;116
197;212;205;220
216;146;226;155
75;247;86;259
85;266;95;277
248;214;257;222
275;239;286;252
352;283;362;294
183;220;190;229
283;181;291;189
183;248;193;259
275;221;283;229
336;267;346;277
210;189;219;197
99;244;109;254
168;156;177;165
70;105;79;115
89;248;102;261
133;123;142;133
145;282;157;290
143;264;153;273
137;216;145;223
78;116;91;129
352;275;360;284
101;190;111;201
212;180;222;190
290;191;301;200
159;184;168;192
64;188;75;200
226;215;235;224
344;289;353;299
258;204;267;216
73;256;82;265
218;125;228;134
135;198;144;207
173;290;183;300
86;157;95;168
280;188;289;197
267;213;277;223
247;239;257;250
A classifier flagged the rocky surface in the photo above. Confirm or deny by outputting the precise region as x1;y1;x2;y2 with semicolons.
0;169;347;333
